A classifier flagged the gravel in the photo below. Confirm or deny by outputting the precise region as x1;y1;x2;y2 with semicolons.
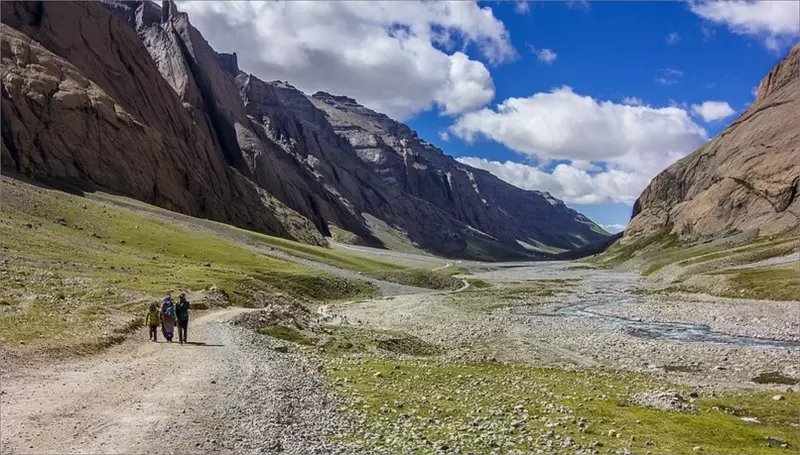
333;261;800;390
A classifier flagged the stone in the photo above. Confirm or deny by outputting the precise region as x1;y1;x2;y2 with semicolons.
693;446;702;451
772;395;785;401
626;42;800;241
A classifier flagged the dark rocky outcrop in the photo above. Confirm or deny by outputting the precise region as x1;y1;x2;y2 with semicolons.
2;1;610;260
626;42;800;242
1;1;323;245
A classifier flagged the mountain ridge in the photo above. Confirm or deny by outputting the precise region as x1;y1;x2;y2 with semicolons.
1;0;610;261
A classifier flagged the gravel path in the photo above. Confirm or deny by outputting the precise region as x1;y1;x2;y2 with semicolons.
0;308;368;455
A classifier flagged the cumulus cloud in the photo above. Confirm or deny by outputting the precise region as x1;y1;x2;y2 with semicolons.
450;87;709;204
666;32;681;45
621;96;643;106
691;101;737;122
655;68;684;85
514;1;530;14
176;1;514;120
603;224;627;234
532;47;558;64
690;1;800;51
457;157;652;204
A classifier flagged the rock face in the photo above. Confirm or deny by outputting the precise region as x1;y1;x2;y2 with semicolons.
1;1;610;260
627;42;800;241
0;1;323;245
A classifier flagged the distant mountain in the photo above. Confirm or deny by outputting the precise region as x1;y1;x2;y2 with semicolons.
626;42;800;242
1;1;610;260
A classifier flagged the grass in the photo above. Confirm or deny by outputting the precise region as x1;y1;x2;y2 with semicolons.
325;357;800;455
466;279;491;289
0;177;378;350
259;325;315;345
319;325;441;357
585;225;681;268
712;264;800;301
371;270;463;291
246;226;462;291
751;372;799;385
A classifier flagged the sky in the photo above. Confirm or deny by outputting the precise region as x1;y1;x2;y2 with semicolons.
177;0;800;233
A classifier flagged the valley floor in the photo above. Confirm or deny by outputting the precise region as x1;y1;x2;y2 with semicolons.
3;255;799;454
1;178;798;455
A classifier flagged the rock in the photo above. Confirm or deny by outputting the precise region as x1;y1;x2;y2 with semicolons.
627;42;800;241
607;430;617;437
693;446;702;451
373;372;383;378
772;395;785;401
2;0;610;260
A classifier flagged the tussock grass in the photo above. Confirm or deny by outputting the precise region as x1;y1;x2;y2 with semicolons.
327;357;800;455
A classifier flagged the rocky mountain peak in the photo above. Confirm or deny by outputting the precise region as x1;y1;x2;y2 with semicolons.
754;42;799;105
217;52;239;77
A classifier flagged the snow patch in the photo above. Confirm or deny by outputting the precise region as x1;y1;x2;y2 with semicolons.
466;225;498;241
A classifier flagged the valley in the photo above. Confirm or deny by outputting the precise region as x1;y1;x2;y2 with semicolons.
1;176;798;455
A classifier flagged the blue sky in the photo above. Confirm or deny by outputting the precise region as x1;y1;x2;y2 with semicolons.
405;1;796;231
183;0;799;233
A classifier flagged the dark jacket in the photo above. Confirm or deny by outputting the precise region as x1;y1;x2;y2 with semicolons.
175;298;190;322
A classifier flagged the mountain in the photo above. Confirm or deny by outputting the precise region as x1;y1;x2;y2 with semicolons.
626;42;800;243
1;1;610;261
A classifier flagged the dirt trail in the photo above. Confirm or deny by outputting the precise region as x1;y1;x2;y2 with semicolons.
1;308;251;455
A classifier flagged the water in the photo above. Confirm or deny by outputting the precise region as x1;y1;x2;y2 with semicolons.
554;302;800;349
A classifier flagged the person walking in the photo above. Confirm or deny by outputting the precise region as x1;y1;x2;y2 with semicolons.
160;295;177;343
145;302;160;342
175;293;191;344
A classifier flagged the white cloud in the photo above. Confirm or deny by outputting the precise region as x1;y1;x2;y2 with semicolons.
457;158;653;205
603;224;627;234
655;68;684;85
176;1;515;120
621;96;643;106
514;1;530;14
751;86;759;98
666;32;681;45
691;101;736;122
690;1;800;51
439;130;450;141
532;47;558;64
450;87;709;205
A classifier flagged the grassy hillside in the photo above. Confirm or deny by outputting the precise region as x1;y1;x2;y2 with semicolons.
585;227;799;301
0;176;454;353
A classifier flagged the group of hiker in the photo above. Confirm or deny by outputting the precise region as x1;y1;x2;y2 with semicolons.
145;293;191;344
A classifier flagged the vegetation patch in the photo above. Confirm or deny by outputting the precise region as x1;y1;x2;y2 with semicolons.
325;357;800;455
712;264;800;301
371;270;463;291
466;279;491;289
0;177;377;353
751;372;799;385
259;325;315;346
319;326;440;357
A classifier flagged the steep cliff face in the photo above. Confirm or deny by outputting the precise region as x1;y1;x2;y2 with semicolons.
626;42;800;241
2;0;611;260
0;1;323;245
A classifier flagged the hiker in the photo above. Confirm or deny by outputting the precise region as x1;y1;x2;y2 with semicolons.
175;293;191;344
160;295;177;343
145;302;160;342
